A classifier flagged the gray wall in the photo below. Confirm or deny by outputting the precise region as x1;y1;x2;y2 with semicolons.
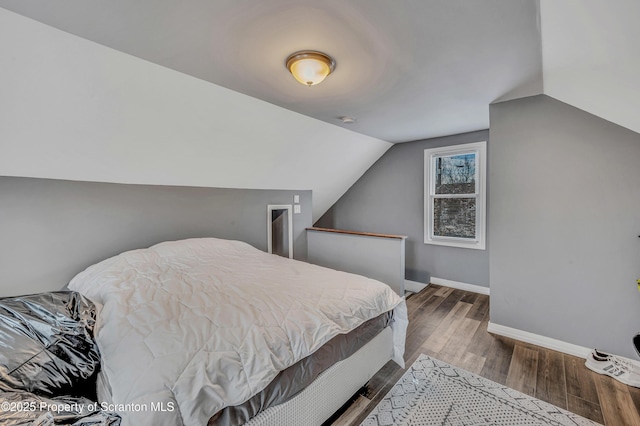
316;130;490;287
307;230;406;296
489;95;640;358
0;177;312;297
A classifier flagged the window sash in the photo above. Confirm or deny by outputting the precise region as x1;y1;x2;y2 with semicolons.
429;149;479;241
429;194;479;242
429;150;479;197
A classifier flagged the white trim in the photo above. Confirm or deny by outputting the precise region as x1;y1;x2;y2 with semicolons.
487;322;591;358
431;277;490;295
424;141;487;250
266;204;293;259
404;279;429;293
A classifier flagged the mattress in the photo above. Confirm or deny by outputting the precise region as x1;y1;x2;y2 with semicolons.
210;312;391;425
95;313;391;425
244;326;394;426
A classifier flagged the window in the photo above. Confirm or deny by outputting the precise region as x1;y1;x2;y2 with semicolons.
424;141;486;250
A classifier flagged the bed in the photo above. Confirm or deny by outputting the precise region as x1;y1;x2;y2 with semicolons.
61;237;408;425
0;177;407;425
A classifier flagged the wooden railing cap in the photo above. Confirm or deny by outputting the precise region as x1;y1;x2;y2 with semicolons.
306;227;407;240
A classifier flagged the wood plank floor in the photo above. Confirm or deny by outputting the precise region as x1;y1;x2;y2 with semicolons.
327;285;640;425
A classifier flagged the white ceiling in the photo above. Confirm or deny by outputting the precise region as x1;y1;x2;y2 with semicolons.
0;0;543;143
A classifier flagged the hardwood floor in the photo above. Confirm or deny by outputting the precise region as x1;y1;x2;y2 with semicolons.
328;285;640;425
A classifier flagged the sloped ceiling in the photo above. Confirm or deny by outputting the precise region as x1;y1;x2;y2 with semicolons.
540;0;640;135
0;8;391;221
0;0;543;143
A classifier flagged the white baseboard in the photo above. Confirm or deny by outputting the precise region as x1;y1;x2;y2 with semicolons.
430;277;490;295
404;279;428;293
487;322;591;358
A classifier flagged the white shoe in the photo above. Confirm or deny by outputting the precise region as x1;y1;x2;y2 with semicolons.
592;349;640;373
585;350;640;387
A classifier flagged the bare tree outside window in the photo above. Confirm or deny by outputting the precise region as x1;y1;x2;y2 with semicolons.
435;154;475;194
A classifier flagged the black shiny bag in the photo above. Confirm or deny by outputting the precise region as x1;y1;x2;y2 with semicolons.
0;291;101;399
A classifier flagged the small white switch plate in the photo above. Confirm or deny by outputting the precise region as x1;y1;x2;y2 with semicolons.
294;204;301;214
293;195;300;203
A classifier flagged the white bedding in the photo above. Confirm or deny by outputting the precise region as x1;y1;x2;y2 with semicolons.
69;238;406;426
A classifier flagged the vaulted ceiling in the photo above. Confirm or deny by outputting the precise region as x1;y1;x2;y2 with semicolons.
0;0;543;143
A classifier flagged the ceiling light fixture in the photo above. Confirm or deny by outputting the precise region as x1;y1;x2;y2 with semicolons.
286;50;336;87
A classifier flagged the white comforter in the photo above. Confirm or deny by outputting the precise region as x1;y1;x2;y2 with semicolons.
69;238;406;426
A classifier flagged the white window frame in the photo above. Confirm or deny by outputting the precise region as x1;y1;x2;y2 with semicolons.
424;141;486;250
267;204;293;258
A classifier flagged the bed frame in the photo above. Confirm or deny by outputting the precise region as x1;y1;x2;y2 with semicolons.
246;327;393;426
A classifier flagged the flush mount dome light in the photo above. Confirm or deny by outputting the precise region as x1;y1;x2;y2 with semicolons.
286;50;336;87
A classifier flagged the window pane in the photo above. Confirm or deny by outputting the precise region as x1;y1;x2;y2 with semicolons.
434;153;476;195
433;198;476;239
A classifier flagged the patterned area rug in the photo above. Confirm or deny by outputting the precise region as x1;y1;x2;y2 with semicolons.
361;354;599;426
